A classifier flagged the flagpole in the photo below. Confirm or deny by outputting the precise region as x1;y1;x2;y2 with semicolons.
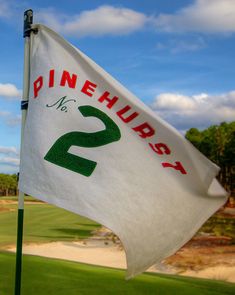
14;9;33;295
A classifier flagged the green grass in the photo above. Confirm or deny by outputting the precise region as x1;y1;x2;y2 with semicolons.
0;252;234;295
1;201;234;294
0;203;100;248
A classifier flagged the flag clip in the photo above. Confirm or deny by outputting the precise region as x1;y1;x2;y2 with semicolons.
21;101;28;110
23;9;37;38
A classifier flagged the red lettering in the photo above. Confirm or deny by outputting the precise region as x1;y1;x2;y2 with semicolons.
60;70;77;89
162;161;187;174
116;105;139;123
149;143;171;155
49;69;55;88
98;91;118;109
34;76;43;98
81;80;97;97
133;122;155;138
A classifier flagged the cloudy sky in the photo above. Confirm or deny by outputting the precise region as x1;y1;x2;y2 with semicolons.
0;0;235;173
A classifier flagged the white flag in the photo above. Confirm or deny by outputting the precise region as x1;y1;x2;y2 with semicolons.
19;24;227;278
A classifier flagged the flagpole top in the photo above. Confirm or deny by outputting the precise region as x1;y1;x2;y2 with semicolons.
23;9;35;38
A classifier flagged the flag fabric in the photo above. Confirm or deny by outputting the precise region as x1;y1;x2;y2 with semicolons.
19;24;227;278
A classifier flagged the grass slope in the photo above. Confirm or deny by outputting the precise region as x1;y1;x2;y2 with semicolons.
1;252;234;295
0;203;100;248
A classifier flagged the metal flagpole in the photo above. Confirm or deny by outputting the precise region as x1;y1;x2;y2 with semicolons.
14;9;34;295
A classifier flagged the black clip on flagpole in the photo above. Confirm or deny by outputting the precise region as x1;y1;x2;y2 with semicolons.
21;10;37;111
14;9;35;295
23;9;35;37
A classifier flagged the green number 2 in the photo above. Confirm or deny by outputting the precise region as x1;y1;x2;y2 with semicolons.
44;105;121;177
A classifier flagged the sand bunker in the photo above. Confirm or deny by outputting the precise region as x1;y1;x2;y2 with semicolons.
8;239;235;283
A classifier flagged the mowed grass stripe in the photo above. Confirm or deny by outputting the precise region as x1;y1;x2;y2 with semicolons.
1;252;234;295
0;203;100;247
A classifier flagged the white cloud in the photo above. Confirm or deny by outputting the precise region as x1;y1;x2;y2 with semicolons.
6;114;21;126
0;110;10;117
36;6;147;37
0;146;19;156
0;156;19;166
35;9;66;32
0;110;21;126
153;93;197;110
156;37;206;53
0;83;21;98
33;2;235;38
0;146;19;172
154;0;235;33
0;0;10;18
151;90;235;130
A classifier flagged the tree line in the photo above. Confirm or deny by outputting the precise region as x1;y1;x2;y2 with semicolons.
186;121;235;205
0;173;18;196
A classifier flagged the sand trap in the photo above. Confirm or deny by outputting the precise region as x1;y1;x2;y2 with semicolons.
21;240;127;269
8;240;235;283
8;239;171;274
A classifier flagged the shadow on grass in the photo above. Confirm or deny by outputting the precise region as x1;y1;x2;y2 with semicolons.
53;228;96;238
75;223;100;228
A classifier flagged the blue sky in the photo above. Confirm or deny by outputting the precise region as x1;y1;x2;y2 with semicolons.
0;0;235;173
